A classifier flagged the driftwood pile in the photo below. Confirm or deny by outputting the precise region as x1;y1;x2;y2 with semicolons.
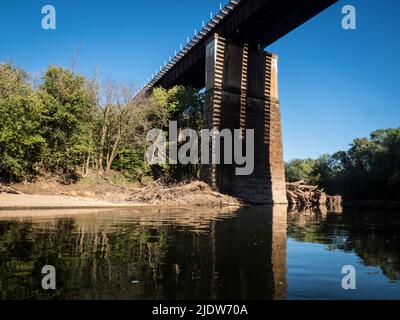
286;181;342;208
0;183;22;194
126;180;240;206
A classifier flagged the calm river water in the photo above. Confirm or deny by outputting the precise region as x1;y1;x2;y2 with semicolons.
0;206;400;300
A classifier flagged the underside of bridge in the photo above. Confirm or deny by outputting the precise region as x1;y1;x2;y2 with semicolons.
152;0;338;90
146;0;338;204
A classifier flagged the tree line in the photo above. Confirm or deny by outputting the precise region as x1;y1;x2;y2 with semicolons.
285;128;400;201
2;62;399;201
0;62;203;184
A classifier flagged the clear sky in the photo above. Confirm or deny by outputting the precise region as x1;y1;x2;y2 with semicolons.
0;0;399;160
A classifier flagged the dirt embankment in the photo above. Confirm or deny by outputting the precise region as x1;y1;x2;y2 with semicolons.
0;176;242;209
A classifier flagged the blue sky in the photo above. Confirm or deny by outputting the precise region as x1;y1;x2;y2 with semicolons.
0;0;399;160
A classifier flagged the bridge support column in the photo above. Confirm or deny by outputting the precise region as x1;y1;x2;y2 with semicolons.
200;34;287;204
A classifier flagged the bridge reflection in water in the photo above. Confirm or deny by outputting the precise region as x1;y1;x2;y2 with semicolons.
0;206;287;300
1;205;400;300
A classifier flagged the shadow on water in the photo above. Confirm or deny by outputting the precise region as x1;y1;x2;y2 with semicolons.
0;205;399;300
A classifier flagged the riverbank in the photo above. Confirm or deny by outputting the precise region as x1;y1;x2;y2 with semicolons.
0;194;143;210
0;176;242;210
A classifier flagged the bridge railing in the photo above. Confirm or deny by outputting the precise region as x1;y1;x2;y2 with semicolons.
138;0;241;95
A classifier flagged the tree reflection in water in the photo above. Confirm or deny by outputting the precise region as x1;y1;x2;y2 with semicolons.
288;206;400;282
0;205;399;300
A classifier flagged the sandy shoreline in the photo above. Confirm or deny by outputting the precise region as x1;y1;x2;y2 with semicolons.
0;194;147;210
0;192;242;212
0;179;242;213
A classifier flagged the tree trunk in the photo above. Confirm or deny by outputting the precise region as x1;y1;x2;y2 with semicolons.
98;105;110;176
105;135;120;176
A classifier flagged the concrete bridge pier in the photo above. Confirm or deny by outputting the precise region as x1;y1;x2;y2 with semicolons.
200;33;288;205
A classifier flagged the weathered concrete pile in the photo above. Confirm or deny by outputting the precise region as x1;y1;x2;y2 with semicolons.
286;181;342;208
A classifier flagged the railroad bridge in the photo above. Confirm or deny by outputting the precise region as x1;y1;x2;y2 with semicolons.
143;0;338;204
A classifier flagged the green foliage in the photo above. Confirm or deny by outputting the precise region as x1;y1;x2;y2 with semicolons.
147;86;203;182
285;128;400;200
0;61;203;184
111;146;151;183
285;158;317;184
4;61;396;200
0;63;46;181
330;128;400;200
39;66;95;181
149;86;203;131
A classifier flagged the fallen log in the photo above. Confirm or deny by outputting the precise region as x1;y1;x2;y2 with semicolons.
0;183;22;195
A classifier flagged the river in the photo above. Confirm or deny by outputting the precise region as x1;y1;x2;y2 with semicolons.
0;205;399;300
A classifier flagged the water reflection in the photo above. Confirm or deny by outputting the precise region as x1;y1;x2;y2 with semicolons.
0;205;400;300
0;206;287;300
288;207;400;283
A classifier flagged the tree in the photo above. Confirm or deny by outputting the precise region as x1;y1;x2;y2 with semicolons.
94;82;165;177
39;66;95;181
310;154;341;189
285;128;400;201
0;63;45;181
0;62;205;184
97;85;203;182
148;86;203;181
335;129;400;200
285;158;316;184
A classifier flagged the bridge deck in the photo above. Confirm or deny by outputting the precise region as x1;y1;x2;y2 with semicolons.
143;0;338;91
